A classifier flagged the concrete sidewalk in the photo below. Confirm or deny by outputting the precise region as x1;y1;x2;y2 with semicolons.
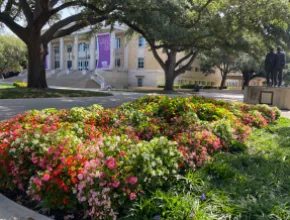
0;194;51;220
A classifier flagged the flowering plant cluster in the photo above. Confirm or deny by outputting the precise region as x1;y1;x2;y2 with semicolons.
0;95;280;218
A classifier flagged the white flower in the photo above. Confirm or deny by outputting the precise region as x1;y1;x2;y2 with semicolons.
32;139;39;145
34;134;40;139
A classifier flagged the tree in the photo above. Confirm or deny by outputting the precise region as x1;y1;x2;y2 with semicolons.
0;35;27;78
200;48;240;89
0;0;120;88
200;0;290;89
117;0;222;91
234;53;266;89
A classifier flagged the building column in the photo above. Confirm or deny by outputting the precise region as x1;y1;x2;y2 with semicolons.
124;37;129;70
47;42;52;70
73;34;79;70
59;38;64;70
89;35;96;71
110;31;115;69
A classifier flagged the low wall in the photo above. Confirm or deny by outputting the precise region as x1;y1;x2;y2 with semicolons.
244;86;290;110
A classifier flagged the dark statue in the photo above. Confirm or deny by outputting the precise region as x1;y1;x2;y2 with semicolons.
265;47;277;87
276;46;286;87
265;46;286;87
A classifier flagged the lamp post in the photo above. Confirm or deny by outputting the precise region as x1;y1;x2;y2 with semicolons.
68;44;72;70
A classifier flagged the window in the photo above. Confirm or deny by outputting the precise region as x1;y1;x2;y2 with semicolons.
54;60;60;69
195;67;200;72
138;58;144;69
137;78;143;87
115;38;121;49
85;43;89;52
79;43;89;52
115;58;121;67
54;46;59;54
96;59;98;67
138;37;146;47
78;43;83;52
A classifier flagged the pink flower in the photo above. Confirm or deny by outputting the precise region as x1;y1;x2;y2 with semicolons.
31;157;38;164
48;147;54;155
33;178;42;186
78;174;83;180
34;195;41;201
130;193;137;200
128;177;138;185
105;157;117;170
42;174;50;181
112;181;120;188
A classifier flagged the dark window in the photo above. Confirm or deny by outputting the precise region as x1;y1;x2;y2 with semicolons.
137;78;143;87
54;46;59;54
54;60;60;69
138;58;144;69
115;58;121;67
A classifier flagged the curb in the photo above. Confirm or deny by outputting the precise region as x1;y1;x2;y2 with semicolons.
0;194;51;220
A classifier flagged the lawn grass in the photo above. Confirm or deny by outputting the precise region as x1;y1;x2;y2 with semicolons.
0;83;15;89
0;87;112;99
124;118;290;219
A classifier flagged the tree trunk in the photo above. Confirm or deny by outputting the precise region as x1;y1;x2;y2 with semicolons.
164;69;175;91
219;73;227;90
27;38;48;89
164;51;177;92
242;71;251;90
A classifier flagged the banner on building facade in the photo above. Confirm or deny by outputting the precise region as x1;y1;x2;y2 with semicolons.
97;33;111;69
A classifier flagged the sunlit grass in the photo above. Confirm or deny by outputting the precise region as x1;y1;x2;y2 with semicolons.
0;87;112;99
0;83;15;89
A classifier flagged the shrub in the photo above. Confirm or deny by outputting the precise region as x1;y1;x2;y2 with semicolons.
0;95;281;219
13;81;27;87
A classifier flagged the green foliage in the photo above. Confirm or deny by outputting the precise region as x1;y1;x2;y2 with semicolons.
125;118;290;219
0;35;27;75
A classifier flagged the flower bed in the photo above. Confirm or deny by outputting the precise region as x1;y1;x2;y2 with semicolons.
0;95;280;219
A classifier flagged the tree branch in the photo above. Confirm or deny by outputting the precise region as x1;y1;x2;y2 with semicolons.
19;0;33;25
175;50;194;68
175;51;198;76
50;1;104;16
0;13;28;43
41;13;85;42
4;0;14;13
49;0;60;8
49;15;106;41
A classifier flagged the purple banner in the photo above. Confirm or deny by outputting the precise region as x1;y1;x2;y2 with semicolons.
97;33;111;69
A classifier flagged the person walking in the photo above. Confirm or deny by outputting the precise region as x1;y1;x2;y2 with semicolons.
265;47;278;87
276;46;286;87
